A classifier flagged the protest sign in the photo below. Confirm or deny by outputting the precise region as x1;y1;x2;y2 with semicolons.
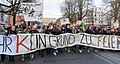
60;18;70;25
20;3;43;21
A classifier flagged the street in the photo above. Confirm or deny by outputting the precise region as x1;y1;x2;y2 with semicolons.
1;49;120;64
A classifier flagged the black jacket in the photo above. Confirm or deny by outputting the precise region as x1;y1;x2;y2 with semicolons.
86;29;93;34
45;29;52;34
6;29;17;36
65;28;72;33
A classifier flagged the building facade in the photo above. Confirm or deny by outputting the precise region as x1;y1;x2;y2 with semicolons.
42;18;57;25
84;6;108;26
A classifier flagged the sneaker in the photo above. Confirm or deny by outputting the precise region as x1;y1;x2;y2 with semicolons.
53;52;57;56
79;50;82;53
21;55;25;61
68;49;70;53
21;57;24;62
30;54;34;59
65;48;67;51
56;50;58;53
87;50;90;52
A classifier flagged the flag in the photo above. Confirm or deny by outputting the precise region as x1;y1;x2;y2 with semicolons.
82;19;86;32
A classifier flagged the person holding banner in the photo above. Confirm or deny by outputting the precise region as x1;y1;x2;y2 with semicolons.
38;25;53;57
64;24;72;53
93;26;100;34
0;25;12;62
45;26;52;34
7;26;17;62
20;27;37;61
86;26;94;34
111;27;116;35
0;26;8;63
29;27;39;59
7;26;17;35
72;26;78;34
61;25;66;33
77;26;84;53
51;25;63;55
1;26;17;62
51;25;62;35
65;24;72;33
101;27;107;35
78;19;87;53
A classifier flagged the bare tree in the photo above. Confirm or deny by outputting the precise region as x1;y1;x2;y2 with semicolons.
60;1;74;22
60;0;94;23
0;0;22;25
103;0;120;26
0;0;36;25
22;0;34;2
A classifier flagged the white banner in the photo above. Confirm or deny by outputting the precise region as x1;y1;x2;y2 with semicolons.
20;3;43;21
0;33;120;55
0;35;16;55
60;18;70;25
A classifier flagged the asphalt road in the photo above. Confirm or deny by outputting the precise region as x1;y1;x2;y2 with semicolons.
1;49;120;64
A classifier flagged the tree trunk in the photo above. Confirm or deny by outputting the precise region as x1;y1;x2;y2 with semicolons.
118;20;120;27
119;18;120;27
13;14;16;26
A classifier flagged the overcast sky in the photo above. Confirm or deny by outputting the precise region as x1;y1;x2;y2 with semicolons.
43;0;64;18
43;0;102;18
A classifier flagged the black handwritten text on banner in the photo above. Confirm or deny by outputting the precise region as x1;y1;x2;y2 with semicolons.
0;33;120;55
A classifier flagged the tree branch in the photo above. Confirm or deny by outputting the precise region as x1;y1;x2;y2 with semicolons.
0;10;11;14
0;3;11;7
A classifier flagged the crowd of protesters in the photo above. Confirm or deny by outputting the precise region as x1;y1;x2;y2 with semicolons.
0;23;120;63
0;23;120;36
